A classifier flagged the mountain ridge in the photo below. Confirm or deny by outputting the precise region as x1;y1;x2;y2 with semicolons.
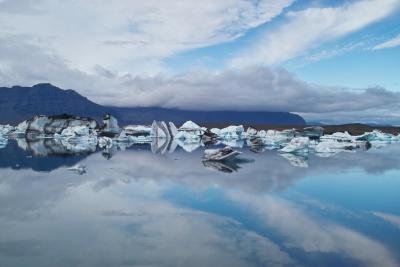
0;83;306;125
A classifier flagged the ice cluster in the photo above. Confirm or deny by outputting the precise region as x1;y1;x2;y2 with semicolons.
2;114;399;165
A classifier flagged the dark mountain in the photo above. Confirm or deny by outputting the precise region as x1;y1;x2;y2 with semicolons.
0;83;306;125
0;83;111;123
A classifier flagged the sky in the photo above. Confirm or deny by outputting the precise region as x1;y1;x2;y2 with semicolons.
0;0;399;123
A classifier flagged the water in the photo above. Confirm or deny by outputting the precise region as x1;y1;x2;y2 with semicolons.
0;140;400;267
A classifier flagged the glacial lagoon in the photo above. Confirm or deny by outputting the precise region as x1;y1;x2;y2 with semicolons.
0;139;400;267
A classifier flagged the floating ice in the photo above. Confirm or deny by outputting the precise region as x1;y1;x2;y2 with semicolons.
279;137;309;154
123;125;152;136
252;129;293;147
315;139;359;154
101;114;121;136
178;120;206;136
210;128;221;135
246;127;258;137
300;126;324;139
218;125;244;140
203;146;241;161
356;130;398;143
53;125;98;153
0;124;14;135
16;115;98;135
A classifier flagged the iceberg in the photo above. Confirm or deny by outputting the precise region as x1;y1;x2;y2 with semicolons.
218;125;245;140
202;130;218;145
299;126;324;139
168;122;178;137
279;137;309;154
178;120;206;136
315;139;360;154
123;125;152;136
151;120;171;139
98;136;114;149
100;114;121;136
203;146;241;161
246;127;258;138
320;131;355;142
16;114;98;135
252;129;293;147
0;124;14;135
356;130;398;143
53;125;98;153
210;128;221;135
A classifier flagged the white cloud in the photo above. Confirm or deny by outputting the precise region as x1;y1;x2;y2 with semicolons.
372;34;400;49
231;0;400;67
0;0;293;74
372;212;400;228
1;37;399;123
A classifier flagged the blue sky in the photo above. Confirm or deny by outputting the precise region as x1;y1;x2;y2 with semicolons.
166;0;400;91
0;0;399;123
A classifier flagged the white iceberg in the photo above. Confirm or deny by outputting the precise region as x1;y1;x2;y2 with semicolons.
178;120;206;136
253;129;293;147
53;125;98;153
279;137;309;154
218;125;245;140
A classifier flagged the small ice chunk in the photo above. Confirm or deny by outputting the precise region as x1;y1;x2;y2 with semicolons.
203;146;241;161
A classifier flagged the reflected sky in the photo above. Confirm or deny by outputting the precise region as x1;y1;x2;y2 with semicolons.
0;141;400;267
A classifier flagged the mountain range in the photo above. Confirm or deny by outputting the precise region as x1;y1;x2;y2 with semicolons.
0;83;306;125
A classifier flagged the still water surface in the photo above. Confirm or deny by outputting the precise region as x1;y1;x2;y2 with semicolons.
0;140;399;267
